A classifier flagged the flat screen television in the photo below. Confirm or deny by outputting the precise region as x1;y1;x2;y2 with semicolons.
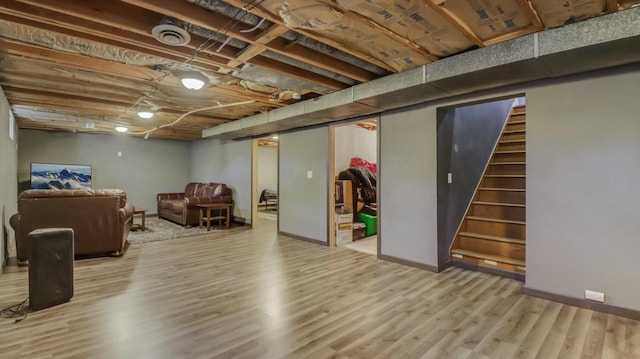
30;163;92;190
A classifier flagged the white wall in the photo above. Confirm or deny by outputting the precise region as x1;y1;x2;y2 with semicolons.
0;86;18;269
379;105;438;266
525;69;640;311
257;146;278;193
191;138;253;224
334;125;377;174
279;126;329;243
18;130;191;212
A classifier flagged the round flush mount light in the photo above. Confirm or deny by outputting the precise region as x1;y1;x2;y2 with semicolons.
115;126;128;133
180;71;208;90
137;111;154;119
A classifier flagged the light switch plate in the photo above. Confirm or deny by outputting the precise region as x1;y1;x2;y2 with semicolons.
447;172;453;184
307;170;313;179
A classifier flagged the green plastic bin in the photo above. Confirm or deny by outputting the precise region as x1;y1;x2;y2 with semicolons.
357;213;377;237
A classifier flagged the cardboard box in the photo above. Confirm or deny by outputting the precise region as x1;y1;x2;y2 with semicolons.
336;213;353;224
336;229;353;245
335;180;353;210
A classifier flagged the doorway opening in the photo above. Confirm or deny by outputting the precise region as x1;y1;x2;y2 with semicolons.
330;117;378;256
252;135;279;229
438;96;526;280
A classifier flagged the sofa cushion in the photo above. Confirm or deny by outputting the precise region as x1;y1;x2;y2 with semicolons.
184;182;200;197
158;199;184;212
196;183;219;197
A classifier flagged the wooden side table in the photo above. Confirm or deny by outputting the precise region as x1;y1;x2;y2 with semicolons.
197;203;231;231
131;206;147;231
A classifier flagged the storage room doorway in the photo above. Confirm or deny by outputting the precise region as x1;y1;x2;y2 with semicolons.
252;135;279;229
330;117;379;256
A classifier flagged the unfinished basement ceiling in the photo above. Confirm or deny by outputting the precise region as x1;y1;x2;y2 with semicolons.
0;0;638;140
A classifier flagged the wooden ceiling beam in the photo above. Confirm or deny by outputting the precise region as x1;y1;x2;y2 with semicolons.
0;7;230;72
13;0;353;89
119;0;378;83
483;25;538;46
10;102;232;126
218;0;395;72
423;0;484;47
0;41;281;106
516;0;544;31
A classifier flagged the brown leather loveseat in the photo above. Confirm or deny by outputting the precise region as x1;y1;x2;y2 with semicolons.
157;182;232;226
10;189;134;263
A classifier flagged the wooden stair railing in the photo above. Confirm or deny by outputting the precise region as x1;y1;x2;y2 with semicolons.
450;105;526;276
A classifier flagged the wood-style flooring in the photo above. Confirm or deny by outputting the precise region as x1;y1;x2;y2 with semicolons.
0;217;638;358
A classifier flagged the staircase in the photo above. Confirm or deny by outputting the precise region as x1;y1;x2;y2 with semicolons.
450;105;526;277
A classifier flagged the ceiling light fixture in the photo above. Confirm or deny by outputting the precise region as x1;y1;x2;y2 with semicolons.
180;71;208;90
137;111;154;119
115;126;128;133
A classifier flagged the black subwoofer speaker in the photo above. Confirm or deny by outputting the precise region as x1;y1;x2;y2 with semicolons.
28;228;74;311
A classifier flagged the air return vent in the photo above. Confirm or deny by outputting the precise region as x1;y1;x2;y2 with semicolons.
152;18;191;46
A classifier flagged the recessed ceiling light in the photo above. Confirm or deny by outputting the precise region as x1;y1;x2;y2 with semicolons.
115;126;128;133
137;111;154;119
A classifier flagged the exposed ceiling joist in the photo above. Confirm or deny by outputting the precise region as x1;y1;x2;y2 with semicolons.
1;0;634;141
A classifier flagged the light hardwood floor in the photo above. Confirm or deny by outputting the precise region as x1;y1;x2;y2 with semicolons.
0;217;638;358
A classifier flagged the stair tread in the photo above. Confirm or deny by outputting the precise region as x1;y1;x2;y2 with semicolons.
506;120;526;125
495;150;526;154
458;232;526;244
490;161;526;165
451;249;526;266
473;201;525;207
478;187;526;192
503;130;526;134
484;174;526;178
466;216;526;225
499;139;526;144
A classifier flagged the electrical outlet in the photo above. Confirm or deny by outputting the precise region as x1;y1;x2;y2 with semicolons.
585;290;605;303
307;170;313;179
447;172;453;184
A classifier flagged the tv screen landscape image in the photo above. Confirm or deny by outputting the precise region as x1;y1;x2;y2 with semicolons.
30;163;92;190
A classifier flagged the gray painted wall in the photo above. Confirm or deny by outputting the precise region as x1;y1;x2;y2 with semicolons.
379;105;438;266
257;146;278;193
334;125;377;174
0;86;18;270
437;99;515;266
18;130;191;212
191;138;253;224
279;126;329;243
526;69;640;310
378;66;640;311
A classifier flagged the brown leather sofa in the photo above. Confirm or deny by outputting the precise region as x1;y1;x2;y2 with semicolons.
10;189;134;263
157;182;232;226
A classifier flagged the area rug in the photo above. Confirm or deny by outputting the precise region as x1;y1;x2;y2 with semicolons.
127;217;221;244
